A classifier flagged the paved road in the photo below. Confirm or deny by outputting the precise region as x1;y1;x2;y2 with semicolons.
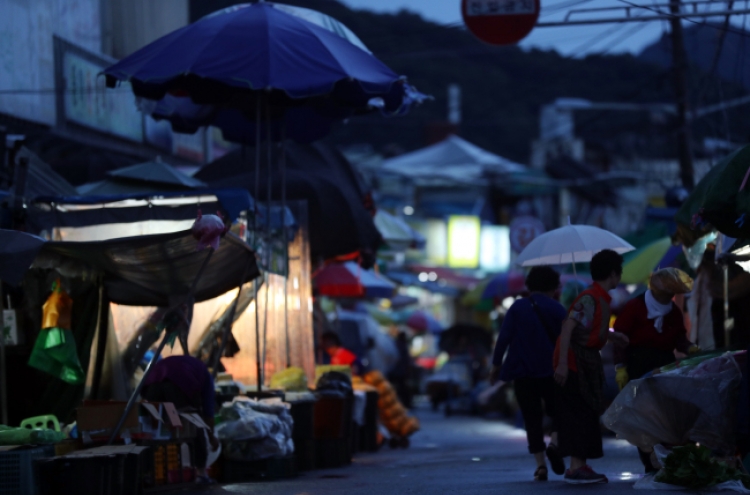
192;404;660;495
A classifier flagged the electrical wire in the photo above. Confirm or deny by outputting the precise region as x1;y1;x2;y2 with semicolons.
600;21;652;54
541;0;598;17
566;21;633;57
616;0;750;38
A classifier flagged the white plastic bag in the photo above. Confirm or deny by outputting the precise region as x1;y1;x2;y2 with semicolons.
635;474;750;493
215;399;294;461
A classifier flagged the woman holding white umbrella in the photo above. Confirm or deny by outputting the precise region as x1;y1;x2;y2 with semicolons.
553;250;629;484
515;224;634;484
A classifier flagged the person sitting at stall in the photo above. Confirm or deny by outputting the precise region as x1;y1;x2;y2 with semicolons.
141;355;219;484
613;267;701;473
321;331;364;375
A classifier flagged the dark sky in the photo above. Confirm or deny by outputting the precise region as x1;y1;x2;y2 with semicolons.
338;0;750;57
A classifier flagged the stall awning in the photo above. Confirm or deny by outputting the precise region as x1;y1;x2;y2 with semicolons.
0;229;260;306
29;189;297;237
30;188;255;229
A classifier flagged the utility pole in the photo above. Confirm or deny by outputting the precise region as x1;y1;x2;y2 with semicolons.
668;0;695;190
533;0;750;190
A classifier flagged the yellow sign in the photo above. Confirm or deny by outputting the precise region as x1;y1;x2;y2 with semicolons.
448;216;481;268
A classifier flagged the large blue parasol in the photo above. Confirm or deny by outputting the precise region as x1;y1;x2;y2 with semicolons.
103;2;425;143
101;1;428;394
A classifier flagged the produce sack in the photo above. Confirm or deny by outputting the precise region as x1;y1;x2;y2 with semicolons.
270;367;308;392
216;399;294;461
603;353;743;454
28;282;85;384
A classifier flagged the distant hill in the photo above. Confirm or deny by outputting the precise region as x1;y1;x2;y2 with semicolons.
639;22;750;90
190;0;750;164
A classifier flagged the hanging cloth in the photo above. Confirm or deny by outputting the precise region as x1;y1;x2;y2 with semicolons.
644;289;673;333
28;280;85;384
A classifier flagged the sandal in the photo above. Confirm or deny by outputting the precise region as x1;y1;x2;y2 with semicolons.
534;466;548;481
546;443;566;475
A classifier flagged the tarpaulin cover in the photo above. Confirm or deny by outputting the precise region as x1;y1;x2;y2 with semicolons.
602;352;745;454
676;145;750;247
0;228;260;306
197;143;381;265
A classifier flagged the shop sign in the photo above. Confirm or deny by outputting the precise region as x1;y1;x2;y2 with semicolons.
59;42;143;142
480;225;511;271
448;215;481;268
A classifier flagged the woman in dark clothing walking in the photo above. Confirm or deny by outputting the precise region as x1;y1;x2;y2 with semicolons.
490;266;567;481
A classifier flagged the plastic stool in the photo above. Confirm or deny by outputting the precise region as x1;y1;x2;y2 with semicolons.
20;415;60;432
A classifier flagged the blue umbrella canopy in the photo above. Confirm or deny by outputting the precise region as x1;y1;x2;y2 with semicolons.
103;3;421;117
107;3;427;144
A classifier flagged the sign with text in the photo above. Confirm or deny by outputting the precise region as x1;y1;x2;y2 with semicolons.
59;42;144;142
465;0;536;16
461;0;540;45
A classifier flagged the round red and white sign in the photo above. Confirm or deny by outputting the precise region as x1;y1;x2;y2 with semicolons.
461;0;541;46
510;216;545;254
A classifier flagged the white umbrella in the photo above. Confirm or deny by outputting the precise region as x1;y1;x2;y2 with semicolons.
515;224;635;267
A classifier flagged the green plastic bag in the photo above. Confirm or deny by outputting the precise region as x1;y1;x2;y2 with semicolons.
30;429;66;444
0;428;34;446
28;327;85;385
270;367;309;392
0;428;65;446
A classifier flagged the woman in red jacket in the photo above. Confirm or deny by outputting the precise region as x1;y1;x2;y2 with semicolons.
613;267;700;472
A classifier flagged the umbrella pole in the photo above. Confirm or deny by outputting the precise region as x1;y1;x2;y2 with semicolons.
571;252;580;296
255;93;263;395
261;99;272;381
281;126;290;368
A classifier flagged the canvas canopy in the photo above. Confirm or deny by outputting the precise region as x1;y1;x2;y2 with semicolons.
0;228;260;306
381;135;525;185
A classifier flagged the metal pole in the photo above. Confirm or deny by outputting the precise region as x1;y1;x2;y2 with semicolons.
668;0;695;190
107;332;170;445
108;247;214;444
724;263;730;348
0;282;7;425
255;94;263;395
262;100;272;382
281;127;290;368
90;282;109;400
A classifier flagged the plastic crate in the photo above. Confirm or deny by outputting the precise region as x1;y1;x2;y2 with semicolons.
0;445;55;495
139;439;194;486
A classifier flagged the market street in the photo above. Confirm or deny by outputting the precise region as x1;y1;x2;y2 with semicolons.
201;407;648;495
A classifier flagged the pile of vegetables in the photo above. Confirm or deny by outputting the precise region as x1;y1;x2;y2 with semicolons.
656;444;750;490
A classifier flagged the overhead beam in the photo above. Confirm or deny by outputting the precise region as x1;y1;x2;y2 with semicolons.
537;7;750;26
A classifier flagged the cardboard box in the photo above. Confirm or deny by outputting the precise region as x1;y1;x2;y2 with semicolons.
77;401;139;433
77;400;209;442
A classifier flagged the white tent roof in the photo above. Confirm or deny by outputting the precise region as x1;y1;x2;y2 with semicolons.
381;135;525;185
